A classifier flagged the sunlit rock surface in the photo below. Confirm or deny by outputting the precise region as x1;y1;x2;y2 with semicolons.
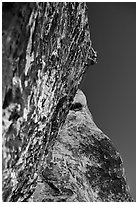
2;2;97;201
31;90;133;202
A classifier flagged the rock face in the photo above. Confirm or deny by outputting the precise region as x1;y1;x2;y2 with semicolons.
2;2;133;202
2;2;97;202
30;90;133;202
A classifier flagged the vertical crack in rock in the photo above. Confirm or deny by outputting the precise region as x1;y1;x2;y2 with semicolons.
2;2;133;202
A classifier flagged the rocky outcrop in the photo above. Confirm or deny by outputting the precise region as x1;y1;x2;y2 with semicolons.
2;2;97;201
2;2;133;202
30;90;133;202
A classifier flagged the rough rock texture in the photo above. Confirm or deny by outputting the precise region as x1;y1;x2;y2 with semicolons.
2;2;97;202
30;90;133;202
2;2;133;202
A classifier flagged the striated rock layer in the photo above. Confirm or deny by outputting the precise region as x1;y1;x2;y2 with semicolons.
2;2;97;202
30;90;133;202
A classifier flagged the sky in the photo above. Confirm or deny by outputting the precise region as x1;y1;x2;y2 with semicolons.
80;2;136;199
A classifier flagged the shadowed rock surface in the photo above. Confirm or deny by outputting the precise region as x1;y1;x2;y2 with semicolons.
2;2;133;202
